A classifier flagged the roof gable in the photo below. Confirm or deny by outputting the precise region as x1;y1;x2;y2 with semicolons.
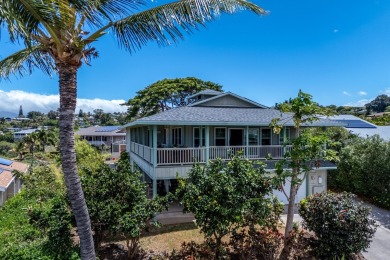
189;92;268;108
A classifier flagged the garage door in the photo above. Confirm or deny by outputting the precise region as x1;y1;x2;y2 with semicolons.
272;173;307;205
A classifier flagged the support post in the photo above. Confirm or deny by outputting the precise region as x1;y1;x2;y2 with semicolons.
205;126;210;164
246;126;249;157
152;125;158;198
283;127;287;156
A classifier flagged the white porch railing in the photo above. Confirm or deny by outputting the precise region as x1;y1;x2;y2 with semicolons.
131;142;153;163
130;142;292;166
157;147;206;165
209;145;292;160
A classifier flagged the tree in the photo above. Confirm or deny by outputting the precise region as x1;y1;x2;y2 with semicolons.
125;77;223;120
47;110;59;120
23;131;41;170
27;111;44;120
176;153;281;258
271;90;336;238
365;94;390;113
80;152;171;258
18;105;24;117
0;1;265;258
36;128;57;152
78;109;84;118
13;141;28;160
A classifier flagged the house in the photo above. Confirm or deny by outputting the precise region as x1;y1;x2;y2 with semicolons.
76;125;126;148
13;128;38;141
328;114;390;141
123;90;341;204
0;158;28;206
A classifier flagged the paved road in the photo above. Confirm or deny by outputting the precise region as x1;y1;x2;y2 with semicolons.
358;200;390;260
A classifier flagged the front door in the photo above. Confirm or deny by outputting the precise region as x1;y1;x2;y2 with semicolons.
229;129;244;146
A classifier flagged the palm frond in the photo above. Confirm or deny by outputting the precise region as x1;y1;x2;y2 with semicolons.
71;0;146;29
0;45;55;79
109;0;266;52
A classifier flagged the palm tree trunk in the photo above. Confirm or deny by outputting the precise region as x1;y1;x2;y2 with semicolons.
58;63;96;259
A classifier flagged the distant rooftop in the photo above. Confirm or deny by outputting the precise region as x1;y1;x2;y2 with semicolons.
76;126;125;136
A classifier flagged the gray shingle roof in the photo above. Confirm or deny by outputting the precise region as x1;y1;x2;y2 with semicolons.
123;107;343;127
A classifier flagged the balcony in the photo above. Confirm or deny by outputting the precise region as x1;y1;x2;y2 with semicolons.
130;141;292;166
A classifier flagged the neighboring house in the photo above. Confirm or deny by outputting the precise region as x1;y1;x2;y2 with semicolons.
13;129;38;141
328;114;390;141
76;126;126;147
0;158;28;206
123;90;341;204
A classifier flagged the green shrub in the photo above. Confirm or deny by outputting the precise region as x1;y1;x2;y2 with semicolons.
0;167;79;259
299;192;377;259
329;135;390;208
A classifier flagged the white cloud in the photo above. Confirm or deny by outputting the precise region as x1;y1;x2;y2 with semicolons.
382;87;390;96
358;91;367;96
342;91;351;96
0;90;128;114
344;98;372;107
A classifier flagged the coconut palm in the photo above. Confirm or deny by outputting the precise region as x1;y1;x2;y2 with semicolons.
0;0;265;258
13;141;28;160
36;128;57;152
23;131;41;170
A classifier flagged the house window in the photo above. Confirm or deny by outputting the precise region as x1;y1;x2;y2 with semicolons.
193;127;205;147
279;128;291;145
171;127;182;146
261;128;271;145
248;128;259;145
163;128;168;145
215;128;226;146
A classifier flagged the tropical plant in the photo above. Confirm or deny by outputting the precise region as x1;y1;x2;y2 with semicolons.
271;90;336;237
125;77;223;120
177;153;281;258
23;131;41;170
299;192;377;259
13;141;28;160
0;1;266;258
329;135;390;208
80;152;172;258
35;128;57;152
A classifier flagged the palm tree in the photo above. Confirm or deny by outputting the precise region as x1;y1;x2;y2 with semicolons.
36;128;57;152
13;141;28;160
23;131;41;170
0;0;265;258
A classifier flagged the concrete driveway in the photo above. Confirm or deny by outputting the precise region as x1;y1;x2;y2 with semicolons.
359;200;390;260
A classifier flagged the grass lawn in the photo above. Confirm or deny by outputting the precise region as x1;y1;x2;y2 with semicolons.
140;223;204;253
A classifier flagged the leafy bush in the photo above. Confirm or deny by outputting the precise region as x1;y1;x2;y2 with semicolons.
0;167;79;259
329;135;390;208
229;228;284;260
299;192;377;259
80;151;171;258
177;153;281;258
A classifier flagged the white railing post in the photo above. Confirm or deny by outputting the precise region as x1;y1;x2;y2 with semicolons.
245;126;249;158
205;126;210;165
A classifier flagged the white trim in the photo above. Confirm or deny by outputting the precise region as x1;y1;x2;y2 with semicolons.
188;92;269;108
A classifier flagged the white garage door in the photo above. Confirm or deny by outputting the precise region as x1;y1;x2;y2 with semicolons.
272;173;307;205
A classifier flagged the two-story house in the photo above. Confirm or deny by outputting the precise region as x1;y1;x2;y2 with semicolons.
122;90;340;204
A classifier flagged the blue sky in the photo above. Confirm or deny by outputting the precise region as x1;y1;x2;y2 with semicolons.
1;0;390;113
